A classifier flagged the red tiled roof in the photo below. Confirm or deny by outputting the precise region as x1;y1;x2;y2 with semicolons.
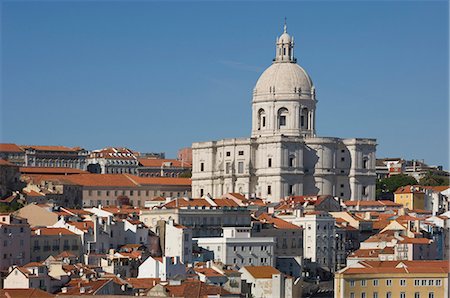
138;158;191;168
126;175;191;186
344;200;402;207
257;213;300;230
63;174;138;187
0;288;53;297
395;185;424;194
162;198;211;208
67;221;94;232
398;237;432;244
34;227;76;236
59;278;112;295
342;260;449;275
194;267;224;277
20;167;89;175
126;278;161;289
89;147;137;160
0;159;15;166
422;185;450;192
243;266;280;278
20;145;82;152
214;198;240;207
164;280;231;298
0;143;24;152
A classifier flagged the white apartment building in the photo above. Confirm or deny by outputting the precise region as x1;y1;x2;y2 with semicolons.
194;227;275;268
279;210;336;271
191;24;376;202
137;256;186;281
156;219;193;264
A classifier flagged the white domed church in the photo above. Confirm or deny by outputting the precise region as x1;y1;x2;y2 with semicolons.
192;25;376;202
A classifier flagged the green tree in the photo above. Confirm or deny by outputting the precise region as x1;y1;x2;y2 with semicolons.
376;174;418;199
419;171;449;186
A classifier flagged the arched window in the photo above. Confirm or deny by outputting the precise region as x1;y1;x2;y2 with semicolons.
300;107;309;129
278;108;288;129
258;109;266;130
363;157;369;169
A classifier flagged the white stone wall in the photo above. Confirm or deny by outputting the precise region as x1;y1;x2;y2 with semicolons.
192;136;376;202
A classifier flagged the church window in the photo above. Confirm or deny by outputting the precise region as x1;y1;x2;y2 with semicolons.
340;184;344;188
267;186;271;195
278;107;288;128
226;151;231;157
238;162;244;174
283;48;286;55
200;189;204;197
226;162;231;174
341;157;345;161
362;186;367;196
268;158;272;168
279;115;286;127
289;156;295;167
238;151;244;156
289;185;294;195
258;109;266;130
340;193;344;197
363;158;368;169
301;115;304;127
200;162;204;172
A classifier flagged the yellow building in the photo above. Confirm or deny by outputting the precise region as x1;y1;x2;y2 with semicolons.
335;260;449;298
394;185;425;210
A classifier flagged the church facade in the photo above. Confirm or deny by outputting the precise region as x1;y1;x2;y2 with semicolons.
191;25;376;202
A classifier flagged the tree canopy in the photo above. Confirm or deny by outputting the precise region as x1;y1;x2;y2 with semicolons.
376;174;418;199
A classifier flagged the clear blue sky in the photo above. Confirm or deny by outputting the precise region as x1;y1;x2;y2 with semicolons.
1;1;449;169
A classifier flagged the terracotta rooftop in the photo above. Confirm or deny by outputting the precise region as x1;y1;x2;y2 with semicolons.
194;267;224;277
243;266;280;279
126;278;161;289
0;143;24;152
257;213;300;229
138;158;191;168
20;145;82;152
0;159;15;166
398;237;432;244
341;260;450;275
162;198;212;209
214;198;240;207
20;167;89;175
395;185;424;194
59;278;112;295
164;280;231;298
34;227;76;236
67;221;94;232
126;175;191;186
344;200;402;207
0;288;53;297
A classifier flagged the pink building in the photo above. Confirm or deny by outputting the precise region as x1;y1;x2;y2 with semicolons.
0;214;31;271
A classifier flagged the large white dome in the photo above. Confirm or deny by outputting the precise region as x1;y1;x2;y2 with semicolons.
253;62;314;101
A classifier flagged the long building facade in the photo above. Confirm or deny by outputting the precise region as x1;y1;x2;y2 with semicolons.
192;25;376;202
